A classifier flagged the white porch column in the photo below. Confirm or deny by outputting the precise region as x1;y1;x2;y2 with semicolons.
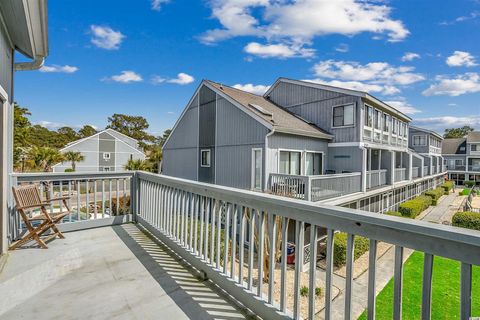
390;150;395;185
408;153;413;180
429;156;434;176
361;148;367;192
0;99;8;254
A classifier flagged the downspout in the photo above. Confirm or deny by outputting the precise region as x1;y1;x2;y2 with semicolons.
264;129;275;192
14;56;45;71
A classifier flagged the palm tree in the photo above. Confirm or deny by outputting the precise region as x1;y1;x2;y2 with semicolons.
28;147;65;200
63;151;84;171
28;147;64;172
124;159;150;171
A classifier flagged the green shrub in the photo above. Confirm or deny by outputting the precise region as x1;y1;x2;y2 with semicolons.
452;212;480;231
384;211;403;218
441;181;454;194
333;233;370;267
300;286;309;297
464;181;475;188
425;187;445;205
459;188;471;196
64;168;74;172
398;195;432;218
315;287;322;297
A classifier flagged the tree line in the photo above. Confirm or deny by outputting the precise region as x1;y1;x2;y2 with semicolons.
14;103;170;173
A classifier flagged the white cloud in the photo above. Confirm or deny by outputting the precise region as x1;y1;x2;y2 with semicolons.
90;25;125;50
104;71;143;83
335;43;349;53
446;51;477;67
36;121;85;130
313;60;424;85
232;83;270;95
304;79;400;96
309;59;424;95
244;42;314;58
422;73;480;96
440;11;480;25
401;52;420;62
166;111;175;115
414;116;480;131
39;65;79;73
151;0;170;11
166;73;195;85
151;75;166;85
384;98;421;115
200;0;408;57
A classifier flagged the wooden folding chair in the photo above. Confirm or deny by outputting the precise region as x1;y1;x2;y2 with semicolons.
9;184;71;250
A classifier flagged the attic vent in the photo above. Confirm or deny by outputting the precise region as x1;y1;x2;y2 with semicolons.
249;103;272;116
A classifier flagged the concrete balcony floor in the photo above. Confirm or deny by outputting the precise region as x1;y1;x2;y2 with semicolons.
0;224;251;320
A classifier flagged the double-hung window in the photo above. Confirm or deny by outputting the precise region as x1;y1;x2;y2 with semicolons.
279;151;301;175
332;104;354;127
364;105;373;127
413;135;426;146
374;109;381;129
383;114;390;132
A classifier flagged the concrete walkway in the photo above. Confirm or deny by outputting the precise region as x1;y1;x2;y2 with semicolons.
421;190;464;224
318;191;463;320
0;225;250;320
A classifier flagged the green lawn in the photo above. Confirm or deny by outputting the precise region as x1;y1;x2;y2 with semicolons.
358;251;480;320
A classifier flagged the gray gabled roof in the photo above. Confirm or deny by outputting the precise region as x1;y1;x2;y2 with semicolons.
206;81;333;140
467;131;480;143
265;78;412;123
409;126;443;140
442;138;467;154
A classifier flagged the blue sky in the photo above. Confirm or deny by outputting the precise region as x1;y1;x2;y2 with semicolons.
14;0;480;136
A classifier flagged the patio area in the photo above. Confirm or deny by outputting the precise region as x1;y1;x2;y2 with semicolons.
0;224;251;320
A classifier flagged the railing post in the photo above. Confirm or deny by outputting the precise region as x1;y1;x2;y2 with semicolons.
305;176;311;201
130;171;139;222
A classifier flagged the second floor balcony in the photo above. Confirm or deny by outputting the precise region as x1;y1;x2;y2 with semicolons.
3;171;479;320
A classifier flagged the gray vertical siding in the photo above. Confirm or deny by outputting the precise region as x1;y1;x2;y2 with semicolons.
98;132;116;169
53;132;145;172
408;128;429;154
198;87;216;183
326;147;363;173
215;96;269;189
0;24;12;102
162;94;199;181
267;81;361;143
267;133;330;175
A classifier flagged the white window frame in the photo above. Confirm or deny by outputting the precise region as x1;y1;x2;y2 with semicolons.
200;149;211;167
251;148;263;190
331;103;355;128
413;135;427;146
103;152;111;160
304;150;324;176
278;148;303;175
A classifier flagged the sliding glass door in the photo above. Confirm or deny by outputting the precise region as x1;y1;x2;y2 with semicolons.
279;151;301;175
305;152;323;175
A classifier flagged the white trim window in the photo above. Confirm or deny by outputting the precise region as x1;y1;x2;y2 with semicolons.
251;148;263;190
364;105;373;127
383;114;390;132
374;109;381;130
332;104;354;127
200;149;211;167
279;151;301;175
413;135;426;146
305;152;323;175
103;152;111;160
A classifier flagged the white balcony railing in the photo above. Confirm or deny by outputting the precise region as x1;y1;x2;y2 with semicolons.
412;167;419;179
366;169;387;189
269;172;362;202
7;171;480;320
394;168;407;182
